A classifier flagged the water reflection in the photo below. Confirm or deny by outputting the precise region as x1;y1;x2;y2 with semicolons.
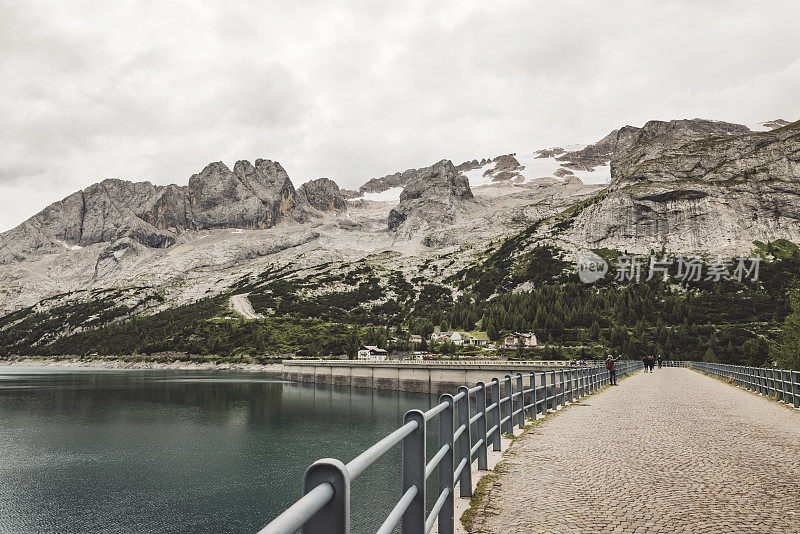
0;366;439;533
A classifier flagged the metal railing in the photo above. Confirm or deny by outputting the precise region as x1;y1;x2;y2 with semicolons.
690;361;800;409
258;360;641;534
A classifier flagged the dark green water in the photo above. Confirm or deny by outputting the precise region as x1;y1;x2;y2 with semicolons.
0;366;440;533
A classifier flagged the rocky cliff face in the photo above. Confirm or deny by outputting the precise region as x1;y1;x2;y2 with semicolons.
187;159;298;229
566;119;800;253
298;178;347;213
0;179;176;264
0;158;343;265
388;159;474;237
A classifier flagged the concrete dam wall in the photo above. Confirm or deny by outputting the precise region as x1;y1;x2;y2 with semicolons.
282;360;584;395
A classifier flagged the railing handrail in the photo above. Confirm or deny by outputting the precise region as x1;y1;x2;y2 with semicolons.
687;361;799;410
258;360;644;534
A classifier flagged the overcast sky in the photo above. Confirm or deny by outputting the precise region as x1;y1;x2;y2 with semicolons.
1;0;798;231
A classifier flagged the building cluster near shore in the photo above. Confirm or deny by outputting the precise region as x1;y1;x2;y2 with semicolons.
356;331;540;360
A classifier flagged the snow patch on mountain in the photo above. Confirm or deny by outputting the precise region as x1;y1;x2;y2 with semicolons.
359;187;404;203
462;151;611;189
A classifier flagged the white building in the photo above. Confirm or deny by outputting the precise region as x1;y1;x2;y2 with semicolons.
502;332;538;348
357;345;388;360
430;331;464;345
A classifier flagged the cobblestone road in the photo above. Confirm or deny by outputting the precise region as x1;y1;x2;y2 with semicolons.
470;368;800;533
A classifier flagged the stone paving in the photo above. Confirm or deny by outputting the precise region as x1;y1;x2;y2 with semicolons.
470;368;800;533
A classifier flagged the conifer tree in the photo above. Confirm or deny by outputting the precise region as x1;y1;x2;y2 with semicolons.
772;286;800;370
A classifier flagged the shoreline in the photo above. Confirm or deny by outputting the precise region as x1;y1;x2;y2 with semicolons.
1;357;285;373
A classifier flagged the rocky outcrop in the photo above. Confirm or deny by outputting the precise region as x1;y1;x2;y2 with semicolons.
762;119;792;130
536;148;565;159
298;178;347;213
558;130;619;171
555;119;752;174
456;159;489;173
188;159;298;229
482;154;524;182
388;160;474;236
567;119;800;253
0;157;330;265
0;179;176;264
359;168;419;195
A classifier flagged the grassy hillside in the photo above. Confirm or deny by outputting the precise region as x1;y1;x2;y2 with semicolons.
1;231;799;369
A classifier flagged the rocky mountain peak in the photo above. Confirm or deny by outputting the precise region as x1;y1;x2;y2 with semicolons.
610;119;756;186
0;156;350;266
298;178;347;213
565;119;800;253
388;159;474;235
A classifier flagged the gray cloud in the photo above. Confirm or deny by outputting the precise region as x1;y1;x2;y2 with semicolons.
1;0;798;230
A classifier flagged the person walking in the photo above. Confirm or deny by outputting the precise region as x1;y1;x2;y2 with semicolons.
606;355;620;385
657;355;663;369
642;354;650;373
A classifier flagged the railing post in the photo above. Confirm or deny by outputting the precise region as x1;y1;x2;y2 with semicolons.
402;409;425;534
490;378;501;451
549;370;557;412
303;459;350;534
475;382;488;470
529;373;537;420
792;371;800;409
778;370;786;403
771;369;777;398
585;367;590;394
565;369;571;402
438;395;455;534
515;373;525;428
559;369;566;407
456;386;472;498
766;368;772;397
503;375;514;435
765;368;770;395
570;369;577;402
785;370;791;403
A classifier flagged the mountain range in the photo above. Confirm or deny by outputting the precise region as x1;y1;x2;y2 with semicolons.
0;117;797;358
